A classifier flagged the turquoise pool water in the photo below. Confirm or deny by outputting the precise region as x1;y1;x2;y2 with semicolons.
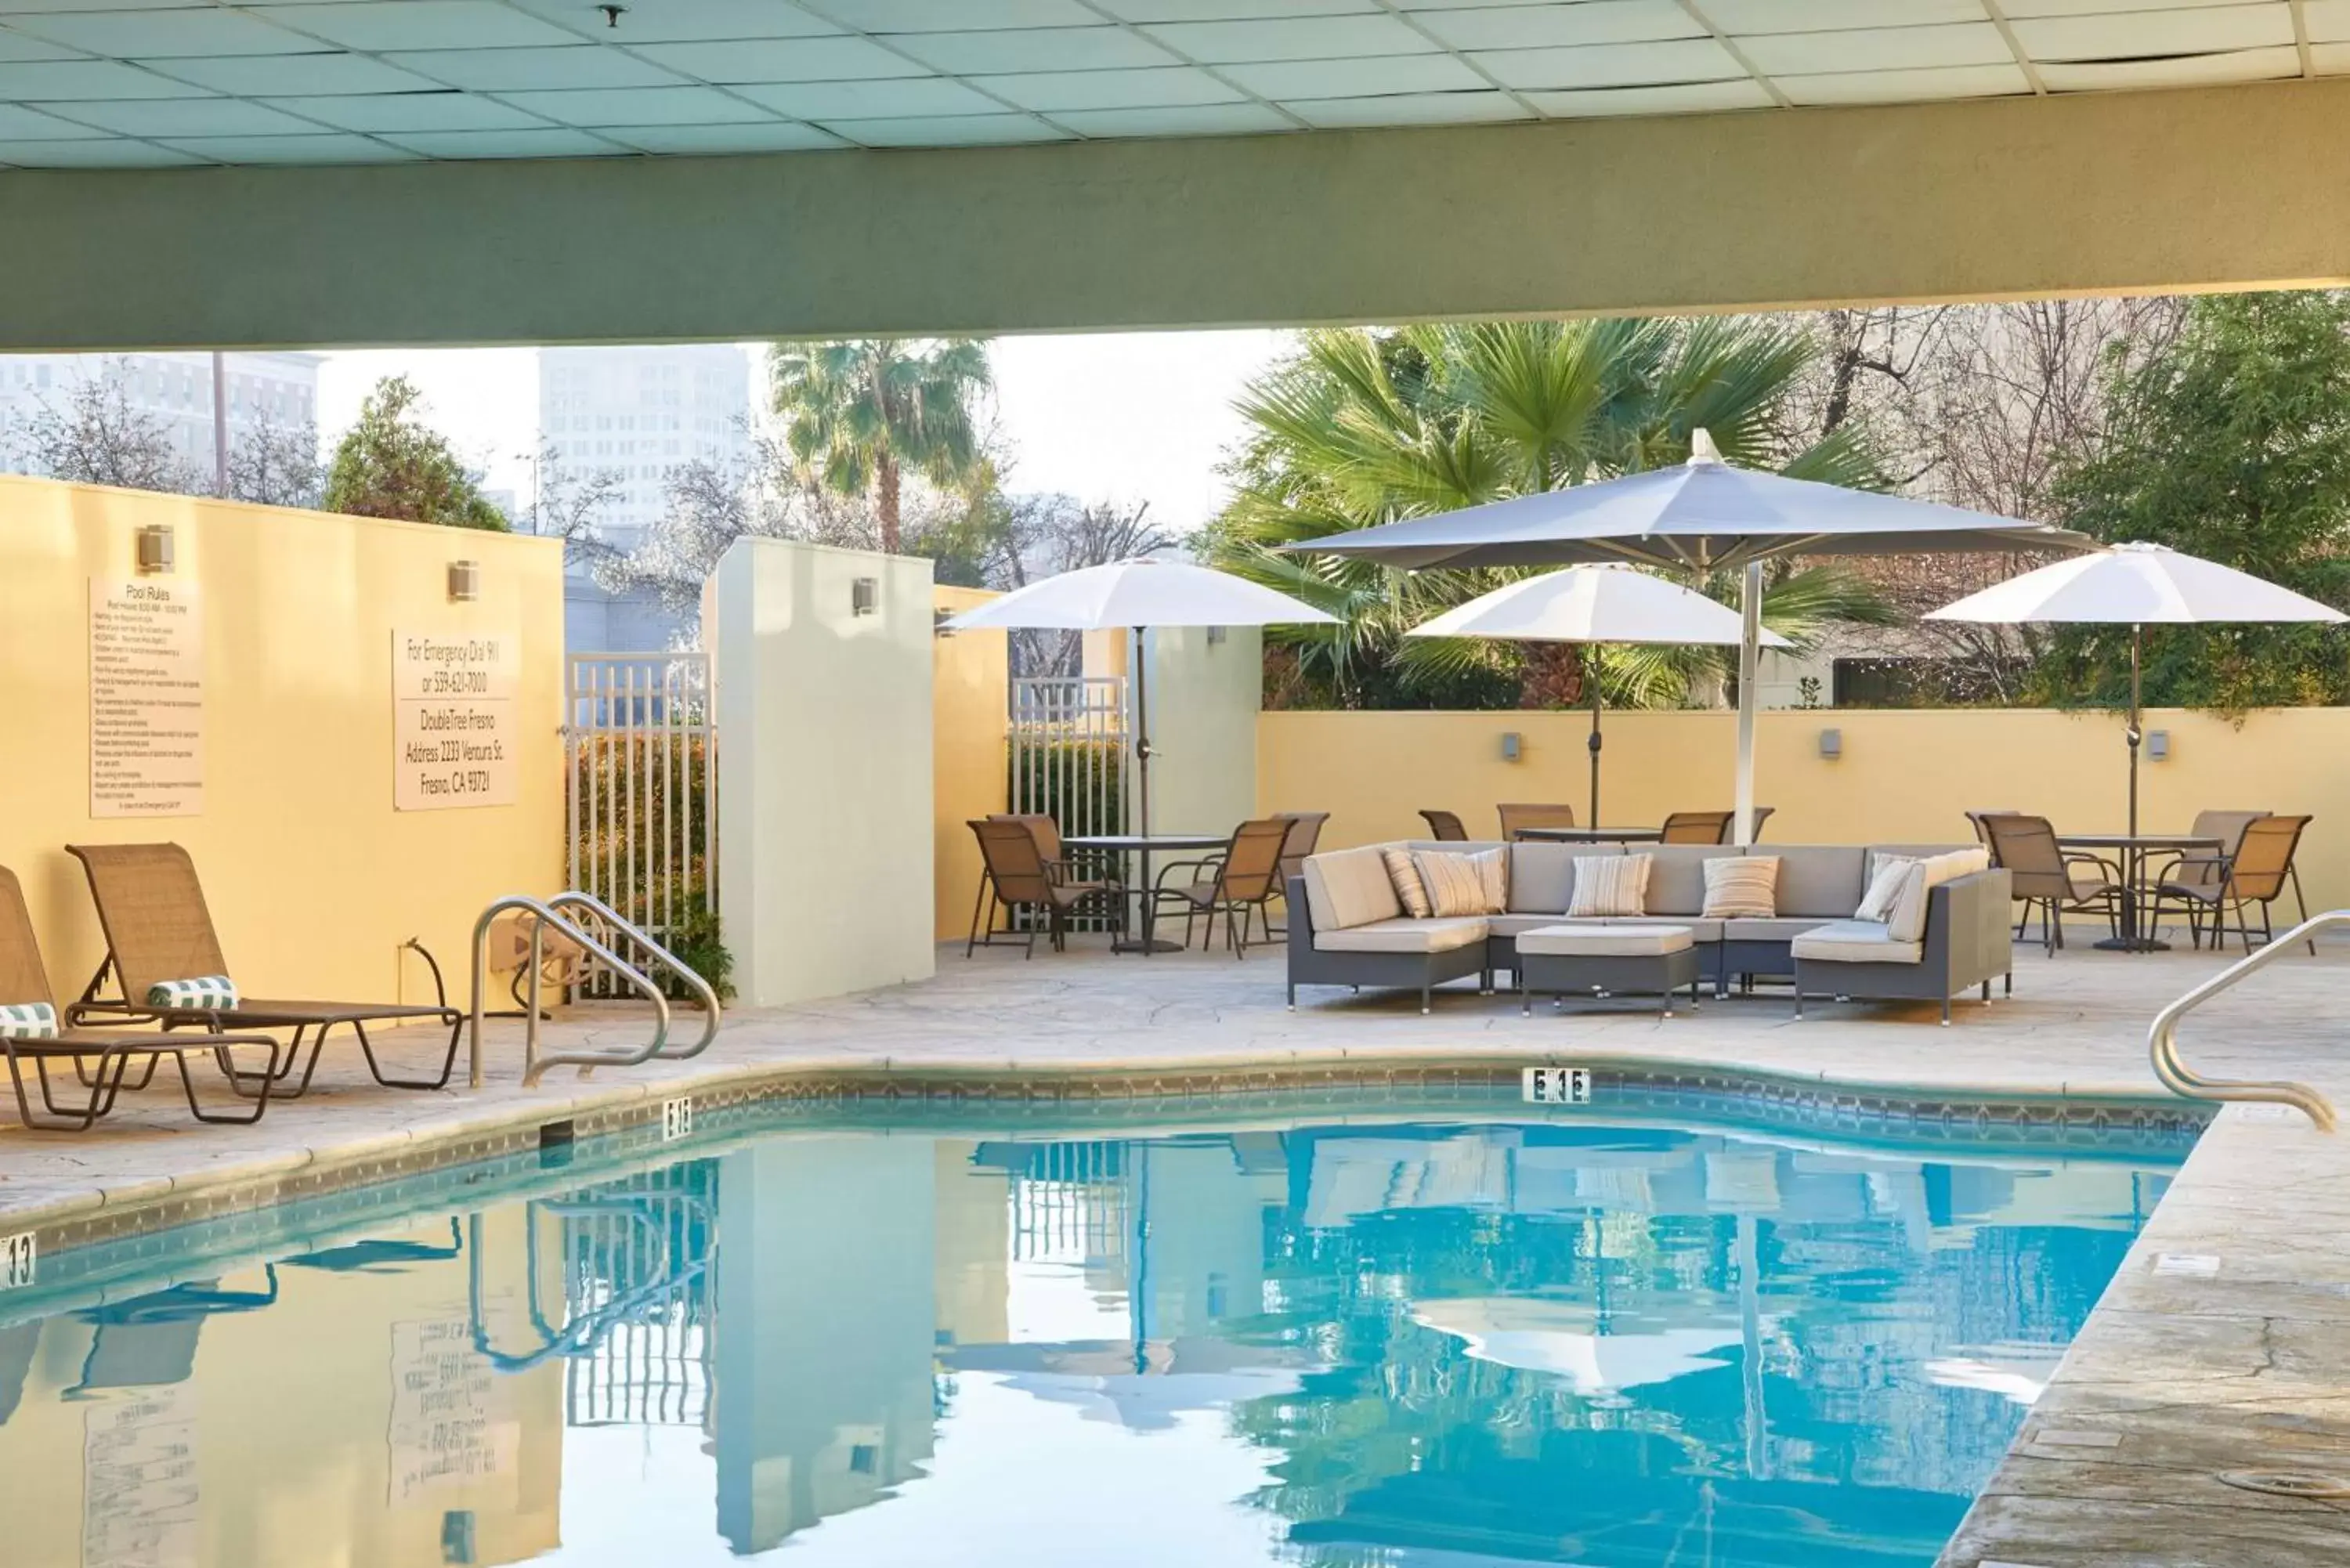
0;1100;2182;1567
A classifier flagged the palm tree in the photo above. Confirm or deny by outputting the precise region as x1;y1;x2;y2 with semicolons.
768;338;992;553
1205;319;1893;708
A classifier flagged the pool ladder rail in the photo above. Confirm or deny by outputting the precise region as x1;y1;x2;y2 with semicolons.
2149;909;2341;1132
467;891;722;1088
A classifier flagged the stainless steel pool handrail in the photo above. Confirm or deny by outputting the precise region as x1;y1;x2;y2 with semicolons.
546;891;721;1062
469;894;671;1087
2148;909;2342;1132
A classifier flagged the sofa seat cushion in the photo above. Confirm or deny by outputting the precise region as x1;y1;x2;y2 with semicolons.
1315;916;1489;955
1303;846;1404;932
1595;915;1723;943
1518;922;1693;957
1722;916;1835;943
1791;919;1923;965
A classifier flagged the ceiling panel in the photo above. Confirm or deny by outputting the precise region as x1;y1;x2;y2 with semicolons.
812;0;1103;30
1737;23;2014;76
1998;0;2254;14
732;74;1000;117
385;46;689;90
380;125;625;156
161;132;415;163
0;28;87;63
9;8;313;59
40;95;325;136
1475;37;1744;89
598;118;847;151
1696;0;1988;30
2310;39;2350;69
1778;62;2032;103
1224;52;1489;97
0;136;202;165
981;64;1239;110
823;111;1069;144
1048;99;1291;134
505;0;845;41
0;99;84;135
267;90;555;131
631;35;913;81
0;58;206;97
1413;2;1705;52
1524;78;1777;114
2036;43;2301;88
259;3;583;53
1282;89;1529;125
1142;15;1436;63
2309;0;2350;42
2012;6;2297;60
890;27;1180;74
1093;0;1373;18
146;52;446;96
497;85;775;124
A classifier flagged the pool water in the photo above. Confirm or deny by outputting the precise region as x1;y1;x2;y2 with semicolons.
0;1109;2178;1567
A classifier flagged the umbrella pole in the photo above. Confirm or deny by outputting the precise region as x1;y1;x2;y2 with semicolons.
1133;624;1152;838
2128;624;2142;840
1734;562;1763;846
1587;649;1603;829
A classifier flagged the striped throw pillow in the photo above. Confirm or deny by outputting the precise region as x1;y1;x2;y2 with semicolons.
1465;847;1508;912
147;975;240;1011
1567;854;1650;918
0;1002;59;1040
1701;856;1780;919
1412;851;1501;917
1382;848;1433;919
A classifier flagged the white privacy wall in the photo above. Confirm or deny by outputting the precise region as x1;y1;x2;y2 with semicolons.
713;537;936;1008
1141;626;1263;837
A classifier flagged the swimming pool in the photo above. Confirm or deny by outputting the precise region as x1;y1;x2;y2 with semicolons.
0;1093;2186;1567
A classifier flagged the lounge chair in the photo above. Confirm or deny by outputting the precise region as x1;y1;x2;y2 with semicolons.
0;865;283;1130
65;842;465;1098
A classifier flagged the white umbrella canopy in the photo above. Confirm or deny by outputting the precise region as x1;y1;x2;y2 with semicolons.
1293;432;2090;843
1927;541;2346;836
942;559;1336;836
1406;566;1793;826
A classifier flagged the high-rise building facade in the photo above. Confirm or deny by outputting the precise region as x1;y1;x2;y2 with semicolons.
0;351;321;479
538;344;752;552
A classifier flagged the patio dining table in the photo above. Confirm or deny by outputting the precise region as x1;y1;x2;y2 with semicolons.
2056;832;2222;952
1064;833;1231;955
1513;826;1666;844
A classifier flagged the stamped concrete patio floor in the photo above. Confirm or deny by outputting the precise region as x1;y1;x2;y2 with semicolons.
5;938;2350;1566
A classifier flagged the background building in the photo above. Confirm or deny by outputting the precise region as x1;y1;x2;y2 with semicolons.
541;344;752;654
0;351;320;479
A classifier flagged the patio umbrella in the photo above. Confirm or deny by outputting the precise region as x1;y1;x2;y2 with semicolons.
941;558;1336;834
1405;565;1791;826
1925;541;2346;836
1293;431;2091;842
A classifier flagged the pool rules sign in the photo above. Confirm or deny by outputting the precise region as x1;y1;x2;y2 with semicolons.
89;578;204;818
393;631;519;810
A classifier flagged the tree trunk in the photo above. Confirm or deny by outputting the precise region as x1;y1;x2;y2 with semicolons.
877;454;902;554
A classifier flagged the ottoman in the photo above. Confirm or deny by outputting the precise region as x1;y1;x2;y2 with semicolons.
1517;923;1700;1017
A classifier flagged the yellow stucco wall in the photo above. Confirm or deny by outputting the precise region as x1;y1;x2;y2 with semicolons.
0;475;565;1012
1259;706;2350;913
933;587;1009;941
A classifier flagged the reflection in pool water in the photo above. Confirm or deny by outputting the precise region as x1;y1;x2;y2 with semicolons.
0;1118;2175;1567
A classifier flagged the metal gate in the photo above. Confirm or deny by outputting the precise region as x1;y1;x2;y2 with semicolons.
1007;676;1129;840
566;653;717;987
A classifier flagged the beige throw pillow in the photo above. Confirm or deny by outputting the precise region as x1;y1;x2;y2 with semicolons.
1701;856;1779;919
1889;847;1991;942
1413;851;1491;917
1855;856;1917;925
1465;847;1509;912
1567;854;1650;918
1383;847;1433;919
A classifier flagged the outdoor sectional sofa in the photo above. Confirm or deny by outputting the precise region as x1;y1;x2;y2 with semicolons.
1286;839;2014;1023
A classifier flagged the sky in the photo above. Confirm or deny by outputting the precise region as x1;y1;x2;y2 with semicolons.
314;329;1292;536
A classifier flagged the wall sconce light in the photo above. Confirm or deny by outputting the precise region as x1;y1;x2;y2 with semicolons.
136;523;175;574
851;577;880;616
446;560;479;602
1818;728;1842;759
1499;732;1523;763
1206;625;1228;645
2147;729;2171;761
932;608;957;637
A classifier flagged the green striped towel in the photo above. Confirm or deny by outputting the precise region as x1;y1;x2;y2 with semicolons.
0;1002;59;1039
146;976;240;1010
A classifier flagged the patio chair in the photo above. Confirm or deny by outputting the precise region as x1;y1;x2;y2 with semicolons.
64;842;465;1100
2143;810;2267;944
966;819;1119;958
1977;814;2122;955
989;811;1119;891
1964;809;2020;862
2152;813;2315;956
1660;808;1775;845
1418;810;1470;841
0;865;283;1131
1267;810;1330;938
1152;818;1292;958
1497;804;1577;840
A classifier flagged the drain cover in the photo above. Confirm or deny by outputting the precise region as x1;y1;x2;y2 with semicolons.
2218;1469;2350;1499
